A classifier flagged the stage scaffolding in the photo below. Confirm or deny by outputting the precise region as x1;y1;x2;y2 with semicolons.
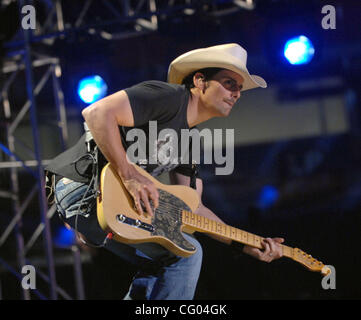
0;0;254;300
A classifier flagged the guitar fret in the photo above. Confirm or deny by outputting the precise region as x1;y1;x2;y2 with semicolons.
227;226;232;238
237;229;242;242
204;217;209;231
242;231;246;243
254;236;262;248
232;227;235;239
236;229;240;242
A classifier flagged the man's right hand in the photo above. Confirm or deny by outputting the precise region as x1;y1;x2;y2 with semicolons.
119;165;159;217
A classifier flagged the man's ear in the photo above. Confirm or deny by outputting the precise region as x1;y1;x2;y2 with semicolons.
192;72;206;90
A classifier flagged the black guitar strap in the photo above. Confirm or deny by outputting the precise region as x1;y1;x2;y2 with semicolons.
84;122;100;196
190;160;198;190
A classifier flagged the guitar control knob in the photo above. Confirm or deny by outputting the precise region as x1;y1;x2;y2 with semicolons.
117;215;125;222
135;220;141;227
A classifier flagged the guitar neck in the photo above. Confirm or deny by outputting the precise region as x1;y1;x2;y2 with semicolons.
181;210;294;259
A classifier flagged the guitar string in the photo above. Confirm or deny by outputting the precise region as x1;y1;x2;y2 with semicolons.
154;200;230;229
156;203;290;251
136;204;314;267
142;199;248;241
130;203;295;257
139;201;201;227
152;199;240;233
132;201;296;255
131;191;271;247
151;204;261;248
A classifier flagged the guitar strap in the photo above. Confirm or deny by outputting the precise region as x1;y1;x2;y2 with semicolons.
190;160;198;190
84;122;100;196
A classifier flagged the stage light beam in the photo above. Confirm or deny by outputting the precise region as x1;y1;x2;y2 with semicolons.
77;75;108;104
284;35;315;65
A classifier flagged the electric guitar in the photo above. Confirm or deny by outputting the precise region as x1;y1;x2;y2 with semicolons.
96;163;331;276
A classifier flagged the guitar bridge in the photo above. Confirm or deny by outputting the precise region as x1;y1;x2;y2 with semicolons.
116;214;154;233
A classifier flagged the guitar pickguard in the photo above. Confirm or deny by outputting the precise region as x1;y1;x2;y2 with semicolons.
151;189;196;253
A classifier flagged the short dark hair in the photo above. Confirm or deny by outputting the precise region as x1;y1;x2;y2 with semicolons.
181;67;223;91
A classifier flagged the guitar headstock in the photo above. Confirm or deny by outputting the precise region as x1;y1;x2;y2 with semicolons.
293;248;331;275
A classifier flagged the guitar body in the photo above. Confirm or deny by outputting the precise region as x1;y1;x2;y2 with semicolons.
97;163;201;257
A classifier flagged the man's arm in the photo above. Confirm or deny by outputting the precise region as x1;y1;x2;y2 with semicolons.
169;171;232;245
169;171;284;262
82;90;134;178
82;90;159;216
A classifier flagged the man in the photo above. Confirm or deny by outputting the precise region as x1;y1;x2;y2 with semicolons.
46;43;284;300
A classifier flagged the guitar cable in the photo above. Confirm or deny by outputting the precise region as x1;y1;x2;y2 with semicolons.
72;151;113;248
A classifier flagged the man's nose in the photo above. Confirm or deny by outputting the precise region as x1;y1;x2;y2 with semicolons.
231;89;241;100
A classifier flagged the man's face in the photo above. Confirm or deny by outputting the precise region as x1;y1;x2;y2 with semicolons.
201;69;244;117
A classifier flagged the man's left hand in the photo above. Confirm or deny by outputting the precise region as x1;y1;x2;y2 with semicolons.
243;237;284;263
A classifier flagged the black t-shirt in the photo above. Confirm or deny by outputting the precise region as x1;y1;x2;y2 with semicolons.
45;80;202;183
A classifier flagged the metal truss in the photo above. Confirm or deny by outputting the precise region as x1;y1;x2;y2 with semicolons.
3;0;255;48
0;53;90;300
0;0;89;299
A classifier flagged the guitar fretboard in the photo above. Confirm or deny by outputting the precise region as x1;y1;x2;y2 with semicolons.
181;210;293;258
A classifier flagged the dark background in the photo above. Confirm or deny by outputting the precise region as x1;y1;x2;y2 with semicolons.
0;0;360;300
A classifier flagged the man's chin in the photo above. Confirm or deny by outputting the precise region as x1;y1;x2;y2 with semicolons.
220;108;232;117
213;106;231;117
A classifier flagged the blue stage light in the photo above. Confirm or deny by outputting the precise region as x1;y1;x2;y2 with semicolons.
77;75;108;104
284;35;315;65
257;185;279;209
53;225;76;248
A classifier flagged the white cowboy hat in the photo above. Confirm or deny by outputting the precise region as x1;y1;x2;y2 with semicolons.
167;43;267;92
